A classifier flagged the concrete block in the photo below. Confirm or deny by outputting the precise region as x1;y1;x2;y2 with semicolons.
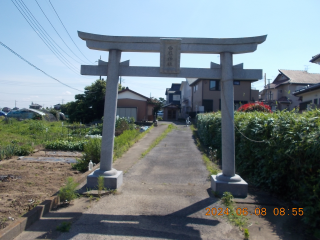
0;218;26;240
87;170;123;189
211;175;248;198
22;206;44;229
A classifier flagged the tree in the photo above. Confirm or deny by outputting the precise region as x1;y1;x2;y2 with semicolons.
60;79;127;123
61;79;106;123
149;97;165;118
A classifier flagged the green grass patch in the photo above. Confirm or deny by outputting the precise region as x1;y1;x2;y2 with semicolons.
190;124;220;176
221;192;249;237
141;124;174;158
56;221;72;232
72;126;154;172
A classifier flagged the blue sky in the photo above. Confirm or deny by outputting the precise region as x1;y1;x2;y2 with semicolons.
1;0;319;109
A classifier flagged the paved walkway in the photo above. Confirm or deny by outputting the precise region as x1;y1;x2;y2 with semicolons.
15;123;242;240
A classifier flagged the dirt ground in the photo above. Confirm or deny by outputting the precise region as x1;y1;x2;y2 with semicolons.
0;151;81;230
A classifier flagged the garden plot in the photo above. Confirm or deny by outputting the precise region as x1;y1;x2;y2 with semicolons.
18;150;83;164
0;155;81;230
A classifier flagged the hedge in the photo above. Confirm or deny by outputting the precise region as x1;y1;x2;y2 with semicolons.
196;109;320;235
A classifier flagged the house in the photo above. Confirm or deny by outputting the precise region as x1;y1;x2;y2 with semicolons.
310;53;320;65
187;77;259;113
163;83;181;120
293;83;320;111
117;87;154;121
260;70;320;111
29;102;42;110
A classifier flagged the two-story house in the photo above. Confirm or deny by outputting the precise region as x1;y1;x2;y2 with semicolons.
187;78;259;113
260;70;320;111
163;83;181;120
293;83;320;111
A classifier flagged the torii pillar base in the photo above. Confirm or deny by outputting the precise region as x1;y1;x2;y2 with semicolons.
211;173;248;198
87;168;123;189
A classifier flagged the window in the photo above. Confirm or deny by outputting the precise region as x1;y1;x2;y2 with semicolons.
314;99;318;105
210;80;220;91
173;95;180;101
233;81;240;85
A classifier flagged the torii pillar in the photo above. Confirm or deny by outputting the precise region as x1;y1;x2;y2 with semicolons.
78;31;266;196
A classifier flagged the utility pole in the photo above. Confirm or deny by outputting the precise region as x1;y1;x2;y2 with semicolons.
99;56;101;80
62;99;64;105
15;100;17;108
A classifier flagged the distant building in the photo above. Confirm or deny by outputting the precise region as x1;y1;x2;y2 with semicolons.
163;83;181;120
29;102;42;110
54;104;61;110
117;88;154;121
293;83;320;111
260;69;320;111
1;107;11;113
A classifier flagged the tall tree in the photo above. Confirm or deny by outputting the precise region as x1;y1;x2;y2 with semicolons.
61;79;106;123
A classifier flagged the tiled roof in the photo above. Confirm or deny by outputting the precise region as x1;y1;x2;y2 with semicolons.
293;82;320;96
310;53;320;63
118;88;149;100
278;69;320;84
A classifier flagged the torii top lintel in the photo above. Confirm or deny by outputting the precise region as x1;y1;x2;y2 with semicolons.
78;31;267;54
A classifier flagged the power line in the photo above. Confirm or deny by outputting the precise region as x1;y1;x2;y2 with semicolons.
0;40;83;92
34;0;86;65
13;0;80;74
49;0;92;64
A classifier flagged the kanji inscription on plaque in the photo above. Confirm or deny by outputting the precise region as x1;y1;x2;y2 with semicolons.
160;38;181;74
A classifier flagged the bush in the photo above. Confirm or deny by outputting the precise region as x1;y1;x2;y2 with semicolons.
45;140;87;151
196;109;320;234
15;145;34;156
58;177;79;202
72;138;101;172
237;102;272;112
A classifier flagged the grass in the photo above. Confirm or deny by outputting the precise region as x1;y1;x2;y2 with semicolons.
141;124;174;158
56;221;72;232
190;125;220;176
113;125;154;161
221;192;250;238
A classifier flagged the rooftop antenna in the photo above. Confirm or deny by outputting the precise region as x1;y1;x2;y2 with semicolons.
304;65;309;72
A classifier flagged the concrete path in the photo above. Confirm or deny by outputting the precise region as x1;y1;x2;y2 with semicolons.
57;123;242;240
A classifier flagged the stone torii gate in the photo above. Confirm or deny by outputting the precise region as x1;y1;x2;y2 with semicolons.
79;31;266;197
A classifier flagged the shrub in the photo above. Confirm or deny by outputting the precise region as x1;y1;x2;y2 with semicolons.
45;140;87;151
58;177;79;202
237;102;272;113
72;138;101;172
15;145;34;156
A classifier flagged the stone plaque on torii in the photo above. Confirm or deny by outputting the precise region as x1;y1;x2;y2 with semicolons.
79;31;266;197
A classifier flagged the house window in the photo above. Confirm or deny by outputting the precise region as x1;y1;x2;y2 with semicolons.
173;95;180;101
233;81;240;85
210;80;220;91
314;99;318;105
